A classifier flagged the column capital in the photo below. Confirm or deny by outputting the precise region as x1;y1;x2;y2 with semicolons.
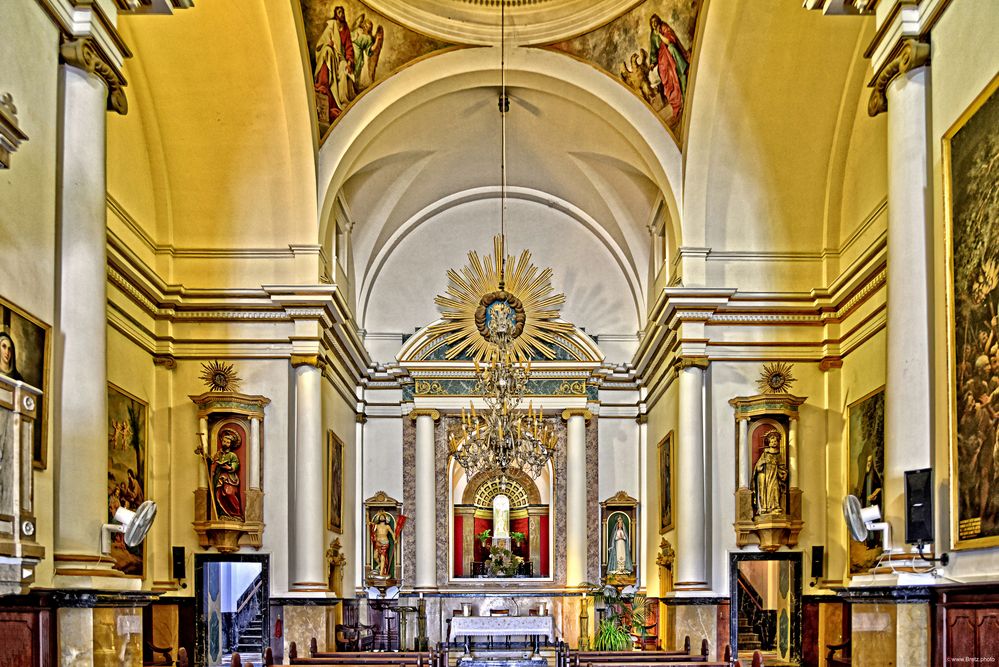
677;356;710;371
409;408;441;421
561;408;593;421
60;38;128;115
636;414;648;425
290;353;323;369
355;412;368;424
868;38;930;117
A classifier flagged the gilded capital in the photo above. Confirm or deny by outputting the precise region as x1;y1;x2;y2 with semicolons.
656;538;675;567
409;408;441;421
868;38;930;117
560;408;592;421
290;354;321;369
677;356;710;370
59;38;128;115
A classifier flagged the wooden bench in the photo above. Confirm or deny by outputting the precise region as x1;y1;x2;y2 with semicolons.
573;637;712;665
285;640;430;666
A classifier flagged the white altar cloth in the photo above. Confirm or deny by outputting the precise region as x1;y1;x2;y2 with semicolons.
449;615;556;642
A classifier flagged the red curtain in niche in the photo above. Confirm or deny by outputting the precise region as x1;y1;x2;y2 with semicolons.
453;515;463;577
540;515;550;576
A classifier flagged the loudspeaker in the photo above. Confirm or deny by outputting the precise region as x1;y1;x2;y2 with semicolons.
810;545;824;579
905;468;933;544
172;546;186;580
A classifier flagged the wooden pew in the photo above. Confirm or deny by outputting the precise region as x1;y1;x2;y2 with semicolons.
287;640;428;666
572;636;723;666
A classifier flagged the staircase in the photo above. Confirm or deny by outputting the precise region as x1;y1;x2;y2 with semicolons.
737;613;762;651
234;615;263;652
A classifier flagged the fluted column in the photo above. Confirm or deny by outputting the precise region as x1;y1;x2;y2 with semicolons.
562;408;591;587
410;409;439;589
52;49;117;583
674;359;708;592
290;357;326;591
882;47;932;547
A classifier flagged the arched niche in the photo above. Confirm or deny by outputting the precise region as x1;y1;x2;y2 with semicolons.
450;461;553;581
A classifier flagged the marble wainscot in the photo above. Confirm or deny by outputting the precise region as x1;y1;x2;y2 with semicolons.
51;590;157;667
661;597;725;659
270;597;341;656
842;586;931;667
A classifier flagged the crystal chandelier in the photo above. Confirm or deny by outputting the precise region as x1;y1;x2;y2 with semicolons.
448;319;558;480
443;0;560;481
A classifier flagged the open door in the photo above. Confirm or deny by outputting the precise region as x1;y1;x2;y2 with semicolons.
196;554;269;666
730;552;802;666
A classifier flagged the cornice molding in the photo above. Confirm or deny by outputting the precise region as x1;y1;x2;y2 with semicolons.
0;93;29;169
60;37;128;114
867;38;930;116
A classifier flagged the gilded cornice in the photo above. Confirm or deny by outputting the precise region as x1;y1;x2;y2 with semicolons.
867;38;930;116
60;38;128;114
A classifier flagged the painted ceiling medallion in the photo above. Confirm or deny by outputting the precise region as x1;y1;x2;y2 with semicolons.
755;362;796;395
199;360;242;393
428;235;573;362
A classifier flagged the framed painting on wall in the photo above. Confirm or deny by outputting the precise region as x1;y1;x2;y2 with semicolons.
659;431;674;533
846;387;885;574
0;297;49;469
945;73;999;550
327;430;343;533
107;383;147;576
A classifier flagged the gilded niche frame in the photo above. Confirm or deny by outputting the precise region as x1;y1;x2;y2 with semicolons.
944;72;999;550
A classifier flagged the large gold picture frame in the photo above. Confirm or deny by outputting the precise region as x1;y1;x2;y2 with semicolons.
327;430;344;534
0;297;50;469
944;73;999;550
659;431;674;534
107;382;148;576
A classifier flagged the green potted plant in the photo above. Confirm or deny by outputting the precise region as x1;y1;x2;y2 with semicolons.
510;530;525;548
476;528;491;547
580;582;645;651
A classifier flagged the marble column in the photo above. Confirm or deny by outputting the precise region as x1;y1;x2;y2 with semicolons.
249;415;261;490
290;358;326;591
410;409;439;589
637;413;648;591
674;360;709;592
562;409;591;587
738;417;750;489
52;49;118;583
884;57;932;547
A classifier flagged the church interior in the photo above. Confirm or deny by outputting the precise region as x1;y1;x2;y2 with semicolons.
1;0;998;665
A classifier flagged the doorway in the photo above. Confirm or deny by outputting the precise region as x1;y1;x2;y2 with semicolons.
195;554;270;667
730;552;802;666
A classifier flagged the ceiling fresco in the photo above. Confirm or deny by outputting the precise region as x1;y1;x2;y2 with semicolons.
300;0;701;144
301;0;456;139
545;0;700;137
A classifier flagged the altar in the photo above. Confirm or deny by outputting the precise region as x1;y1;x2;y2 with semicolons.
449;615;556;644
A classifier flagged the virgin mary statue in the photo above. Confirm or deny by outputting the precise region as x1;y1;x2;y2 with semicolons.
606;515;633;575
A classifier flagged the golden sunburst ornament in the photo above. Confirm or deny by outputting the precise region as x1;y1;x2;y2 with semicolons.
199;360;242;392
427;236;574;362
756;362;796;394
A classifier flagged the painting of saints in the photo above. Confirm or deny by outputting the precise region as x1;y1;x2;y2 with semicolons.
649;13;690;125
314;6;357;122
107;384;147;575
0;332;23;382
1;300;50;468
606;513;633;576
848;388;884;572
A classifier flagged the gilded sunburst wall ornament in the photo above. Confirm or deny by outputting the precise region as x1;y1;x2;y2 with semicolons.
755;362;796;395
199;360;242;393
426;235;574;362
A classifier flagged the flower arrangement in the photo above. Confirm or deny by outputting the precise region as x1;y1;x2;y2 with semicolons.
486;545;524;577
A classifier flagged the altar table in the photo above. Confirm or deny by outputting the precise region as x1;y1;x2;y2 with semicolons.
449;615;556;655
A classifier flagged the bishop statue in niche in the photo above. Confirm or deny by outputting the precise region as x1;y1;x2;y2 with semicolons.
197;425;245;522
752;430;788;516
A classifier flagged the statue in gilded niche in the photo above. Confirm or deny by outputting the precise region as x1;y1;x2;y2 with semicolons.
606;514;633;575
752;431;787;516
197;428;244;521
